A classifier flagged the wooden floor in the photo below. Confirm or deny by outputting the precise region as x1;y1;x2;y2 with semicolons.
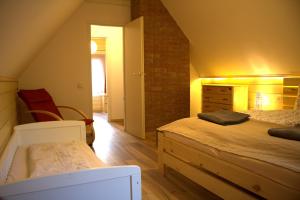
93;113;221;200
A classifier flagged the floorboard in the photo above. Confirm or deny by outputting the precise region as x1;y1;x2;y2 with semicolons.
93;113;221;200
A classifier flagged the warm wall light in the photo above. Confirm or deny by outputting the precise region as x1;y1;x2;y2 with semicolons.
255;92;272;110
90;40;97;54
262;95;270;107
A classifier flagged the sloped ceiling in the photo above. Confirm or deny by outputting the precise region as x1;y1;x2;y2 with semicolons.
0;0;84;78
2;0;299;78
162;0;300;77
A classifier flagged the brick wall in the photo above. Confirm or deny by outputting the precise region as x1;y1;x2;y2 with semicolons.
131;0;190;132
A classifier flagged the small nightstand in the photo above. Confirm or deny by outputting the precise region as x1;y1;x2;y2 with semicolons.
202;85;248;112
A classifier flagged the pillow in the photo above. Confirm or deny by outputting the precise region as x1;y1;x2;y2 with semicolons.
294;84;300;110
246;109;300;126
198;110;250;125
268;127;300;141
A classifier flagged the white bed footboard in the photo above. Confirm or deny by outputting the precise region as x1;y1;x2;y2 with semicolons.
0;121;86;184
0;121;142;200
0;166;141;200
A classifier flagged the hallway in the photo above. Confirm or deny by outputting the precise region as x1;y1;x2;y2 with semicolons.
92;113;220;200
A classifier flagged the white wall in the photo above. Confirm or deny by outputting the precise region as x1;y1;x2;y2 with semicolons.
0;0;83;78
0;78;18;155
162;0;300;77
91;25;124;120
19;2;130;119
190;65;201;116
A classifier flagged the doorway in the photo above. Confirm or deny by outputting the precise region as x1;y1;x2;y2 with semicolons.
90;25;124;126
91;37;107;113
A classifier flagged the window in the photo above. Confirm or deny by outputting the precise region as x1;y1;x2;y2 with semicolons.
91;55;106;96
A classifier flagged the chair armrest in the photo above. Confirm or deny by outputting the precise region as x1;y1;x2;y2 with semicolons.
56;106;89;119
28;110;63;120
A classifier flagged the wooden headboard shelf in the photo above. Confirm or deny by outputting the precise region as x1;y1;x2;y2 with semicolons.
201;76;300;111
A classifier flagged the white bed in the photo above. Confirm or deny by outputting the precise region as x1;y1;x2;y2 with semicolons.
0;121;141;200
157;117;300;200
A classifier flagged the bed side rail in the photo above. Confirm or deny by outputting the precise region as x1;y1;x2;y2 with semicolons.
0;165;141;200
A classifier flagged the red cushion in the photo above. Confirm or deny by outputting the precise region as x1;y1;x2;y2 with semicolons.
18;89;63;122
83;118;94;125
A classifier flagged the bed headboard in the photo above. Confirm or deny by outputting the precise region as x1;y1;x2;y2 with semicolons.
283;77;300;110
0;77;18;156
201;77;284;110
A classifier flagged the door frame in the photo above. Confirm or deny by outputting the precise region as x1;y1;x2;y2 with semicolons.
89;24;124;122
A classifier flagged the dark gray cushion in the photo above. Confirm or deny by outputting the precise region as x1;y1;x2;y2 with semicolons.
197;110;250;126
268;127;300;141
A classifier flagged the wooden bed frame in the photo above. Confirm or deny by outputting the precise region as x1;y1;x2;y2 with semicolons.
0;121;141;200
157;131;300;200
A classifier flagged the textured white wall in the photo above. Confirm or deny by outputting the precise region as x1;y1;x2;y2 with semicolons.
19;2;130;119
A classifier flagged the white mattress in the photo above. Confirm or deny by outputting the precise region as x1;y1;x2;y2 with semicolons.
6;141;107;184
158;118;300;191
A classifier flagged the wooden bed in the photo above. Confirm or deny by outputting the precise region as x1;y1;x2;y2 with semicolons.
157;118;300;200
0;121;141;200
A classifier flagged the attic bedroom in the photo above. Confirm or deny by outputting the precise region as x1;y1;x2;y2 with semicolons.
0;0;300;199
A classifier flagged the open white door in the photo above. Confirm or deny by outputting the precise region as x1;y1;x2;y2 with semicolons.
124;17;145;139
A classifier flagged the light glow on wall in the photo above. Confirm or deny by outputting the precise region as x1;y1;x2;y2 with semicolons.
262;95;270;107
201;76;283;85
248;54;273;75
190;77;202;116
255;92;271;110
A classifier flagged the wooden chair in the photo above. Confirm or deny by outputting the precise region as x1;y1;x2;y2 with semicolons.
17;88;95;148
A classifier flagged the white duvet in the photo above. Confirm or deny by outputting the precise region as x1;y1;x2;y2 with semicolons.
28;141;102;178
158;118;300;172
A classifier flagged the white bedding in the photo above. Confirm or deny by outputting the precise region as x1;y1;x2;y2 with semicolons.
158;118;300;172
6;141;105;183
28;141;103;178
246;109;300;126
